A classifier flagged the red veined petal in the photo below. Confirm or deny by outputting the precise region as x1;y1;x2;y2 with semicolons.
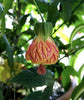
25;35;53;64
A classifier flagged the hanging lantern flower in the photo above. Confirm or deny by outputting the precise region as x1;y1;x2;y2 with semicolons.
25;35;59;64
25;22;59;74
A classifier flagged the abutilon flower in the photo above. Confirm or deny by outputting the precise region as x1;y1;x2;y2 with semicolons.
25;22;59;74
25;35;59;65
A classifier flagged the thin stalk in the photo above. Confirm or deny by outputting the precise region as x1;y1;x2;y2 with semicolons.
33;0;44;22
13;84;16;100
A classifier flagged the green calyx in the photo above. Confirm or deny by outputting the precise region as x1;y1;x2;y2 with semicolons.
34;22;53;41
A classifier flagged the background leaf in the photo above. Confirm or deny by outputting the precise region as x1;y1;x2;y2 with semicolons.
61;67;78;90
2;35;14;72
3;0;13;14
40;84;53;100
22;83;54;100
10;68;54;88
47;0;59;26
60;0;72;21
0;0;84;99
22;91;42;100
69;24;84;45
0;4;3;18
28;0;49;13
71;78;84;100
0;86;4;100
78;64;84;81
17;14;30;33
69;49;84;68
0;14;5;36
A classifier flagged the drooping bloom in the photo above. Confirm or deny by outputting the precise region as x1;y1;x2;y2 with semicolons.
25;35;59;65
25;22;59;74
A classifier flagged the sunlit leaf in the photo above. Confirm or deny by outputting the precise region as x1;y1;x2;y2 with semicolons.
2;35;14;72
1;68;10;83
68;26;84;65
17;14;30;33
61;67;78;90
78;64;84;81
17;29;35;47
69;49;84;68
3;0;13;13
0;4;3;18
28;0;49;13
57;30;69;43
0;14;5;36
0;66;4;79
71;36;84;48
0;60;22;82
69;24;84;45
71;78;84;100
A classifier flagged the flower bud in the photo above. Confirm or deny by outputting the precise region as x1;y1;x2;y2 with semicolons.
37;64;46;75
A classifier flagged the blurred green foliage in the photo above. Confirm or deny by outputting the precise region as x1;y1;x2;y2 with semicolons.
0;0;84;100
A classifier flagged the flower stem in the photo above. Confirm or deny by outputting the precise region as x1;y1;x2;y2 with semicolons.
33;0;44;22
13;84;16;100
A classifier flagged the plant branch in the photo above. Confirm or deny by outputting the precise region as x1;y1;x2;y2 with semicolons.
58;55;66;61
59;45;84;61
53;22;65;34
13;84;16;100
33;0;44;22
53;1;83;34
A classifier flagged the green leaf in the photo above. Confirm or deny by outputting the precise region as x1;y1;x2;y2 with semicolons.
78;64;84;80
61;67;78;90
71;78;84;100
3;0;13;14
0;0;3;3
28;0;49;13
0;36;6;52
40;84;53;100
20;29;35;37
17;14;30;33
22;91;42;100
52;36;67;50
74;1;84;16
47;0;59;26
2;35;14;72
22;83;54;100
10;68;54;88
0;14;5;37
71;36;84;48
17;29;35;48
69;24;84;45
69;49;84;68
60;0;72;21
0;4;3;18
0;87;4;100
